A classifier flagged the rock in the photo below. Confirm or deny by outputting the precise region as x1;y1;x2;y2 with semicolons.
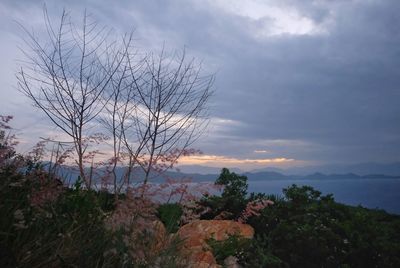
177;220;254;268
224;255;241;268
126;219;168;262
192;250;217;268
150;219;167;252
178;219;254;241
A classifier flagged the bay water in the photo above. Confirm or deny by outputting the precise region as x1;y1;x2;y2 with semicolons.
248;178;400;214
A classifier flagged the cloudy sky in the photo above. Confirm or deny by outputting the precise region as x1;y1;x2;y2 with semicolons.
0;0;399;171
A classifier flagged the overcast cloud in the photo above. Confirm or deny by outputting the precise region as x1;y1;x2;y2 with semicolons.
0;0;399;169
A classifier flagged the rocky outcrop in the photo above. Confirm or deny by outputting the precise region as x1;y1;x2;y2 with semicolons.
177;220;254;268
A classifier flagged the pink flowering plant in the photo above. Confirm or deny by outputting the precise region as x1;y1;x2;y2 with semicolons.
238;199;274;223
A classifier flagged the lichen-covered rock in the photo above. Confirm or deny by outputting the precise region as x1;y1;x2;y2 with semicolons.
177;220;254;268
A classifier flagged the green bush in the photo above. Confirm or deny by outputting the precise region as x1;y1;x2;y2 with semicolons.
200;168;248;220
244;184;400;267
0;121;188;267
157;203;183;233
0;167;118;267
206;234;251;265
239;235;287;268
0;166;187;267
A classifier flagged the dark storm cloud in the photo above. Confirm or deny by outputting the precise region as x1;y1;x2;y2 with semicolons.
1;0;399;165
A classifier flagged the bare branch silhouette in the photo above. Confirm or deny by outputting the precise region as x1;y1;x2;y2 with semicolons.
17;8;130;188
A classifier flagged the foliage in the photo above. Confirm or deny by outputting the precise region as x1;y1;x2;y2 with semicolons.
0;118;188;267
242;184;400;267
198;170;400;267
216;167;248;199
200;168;249;220
0;165;113;267
157;203;183;233
0;163;189;267
206;234;251;265
239;235;287;268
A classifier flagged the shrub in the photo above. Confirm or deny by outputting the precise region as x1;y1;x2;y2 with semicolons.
206;234;251;265
239;235;287;268
244;184;400;267
0;167;114;266
200;168;249;220
157;203;183;233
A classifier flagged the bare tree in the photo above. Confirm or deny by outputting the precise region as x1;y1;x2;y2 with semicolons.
98;44;145;194
17;8;214;192
124;49;214;185
99;48;214;193
17;9;130;188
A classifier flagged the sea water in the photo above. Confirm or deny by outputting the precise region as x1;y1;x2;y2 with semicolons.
248;178;400;214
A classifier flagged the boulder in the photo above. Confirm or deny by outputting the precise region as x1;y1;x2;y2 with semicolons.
177;220;254;268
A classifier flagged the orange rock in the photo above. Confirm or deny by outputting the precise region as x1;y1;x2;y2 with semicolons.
151;220;167;252
177;220;254;267
178;220;254;241
194;250;216;264
186;250;220;268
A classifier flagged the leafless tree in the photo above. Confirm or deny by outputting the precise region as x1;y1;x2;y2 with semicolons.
98;44;145;194
99;48;214;193
124;49;214;185
17;9;130;188
17;8;214;192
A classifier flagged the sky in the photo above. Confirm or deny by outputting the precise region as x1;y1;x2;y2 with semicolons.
0;0;399;171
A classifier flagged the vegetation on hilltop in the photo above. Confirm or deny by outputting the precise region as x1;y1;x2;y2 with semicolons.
2;157;400;266
1;116;400;267
200;168;400;267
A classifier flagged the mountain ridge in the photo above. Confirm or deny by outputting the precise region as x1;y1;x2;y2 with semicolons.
51;163;400;184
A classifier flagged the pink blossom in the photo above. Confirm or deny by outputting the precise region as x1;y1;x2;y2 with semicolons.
238;199;274;223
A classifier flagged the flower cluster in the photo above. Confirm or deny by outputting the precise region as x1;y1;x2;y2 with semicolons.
180;200;210;225
238;199;274;223
105;187;157;232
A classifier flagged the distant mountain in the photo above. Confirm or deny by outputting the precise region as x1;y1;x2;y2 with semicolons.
243;171;292;181
242;171;399;182
53;164;219;184
51;163;400;186
253;162;400;177
337;162;400;176
250;167;286;174
175;165;242;175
